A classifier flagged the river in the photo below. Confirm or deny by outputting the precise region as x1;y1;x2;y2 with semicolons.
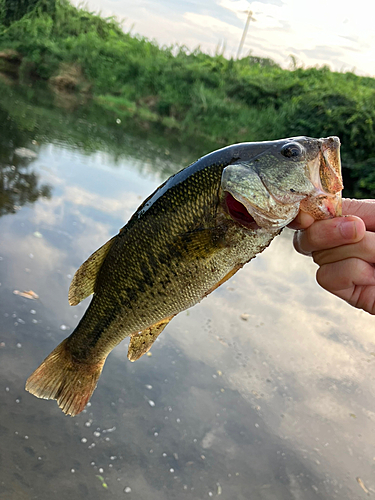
0;82;374;500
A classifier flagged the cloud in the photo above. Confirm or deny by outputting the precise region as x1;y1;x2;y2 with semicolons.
72;0;375;75
183;12;242;37
166;228;375;490
64;185;141;217
296;45;347;63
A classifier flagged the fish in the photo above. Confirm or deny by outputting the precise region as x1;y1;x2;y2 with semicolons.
25;136;343;416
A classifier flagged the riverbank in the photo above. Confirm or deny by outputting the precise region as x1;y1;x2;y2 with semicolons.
1;0;375;196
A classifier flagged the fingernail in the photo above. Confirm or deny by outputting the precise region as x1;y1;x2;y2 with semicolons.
339;219;357;239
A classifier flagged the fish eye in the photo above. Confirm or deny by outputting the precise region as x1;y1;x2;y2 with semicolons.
280;142;304;158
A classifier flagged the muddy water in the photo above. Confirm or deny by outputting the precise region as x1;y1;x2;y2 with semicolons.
0;87;374;500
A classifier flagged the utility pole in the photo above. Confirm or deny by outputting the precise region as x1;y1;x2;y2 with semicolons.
236;10;256;60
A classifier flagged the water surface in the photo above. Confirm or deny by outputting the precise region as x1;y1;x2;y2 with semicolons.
0;84;374;500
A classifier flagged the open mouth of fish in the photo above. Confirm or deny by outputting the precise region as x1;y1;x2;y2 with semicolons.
224;191;261;229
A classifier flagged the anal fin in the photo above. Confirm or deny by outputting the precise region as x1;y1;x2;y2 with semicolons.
128;315;175;362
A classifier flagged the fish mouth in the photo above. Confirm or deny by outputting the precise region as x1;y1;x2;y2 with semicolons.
300;136;343;219
223;189;295;230
224;192;260;230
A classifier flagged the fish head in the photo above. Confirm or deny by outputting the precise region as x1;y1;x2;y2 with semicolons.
221;136;343;230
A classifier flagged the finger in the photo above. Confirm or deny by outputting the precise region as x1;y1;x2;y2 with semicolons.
289;197;373;231
293;216;365;256
343;198;375;231
316;258;375;294
288;210;315;230
313;231;375;266
317;259;375;314
347;284;375;315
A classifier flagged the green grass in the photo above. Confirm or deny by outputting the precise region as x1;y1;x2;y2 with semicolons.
1;0;375;195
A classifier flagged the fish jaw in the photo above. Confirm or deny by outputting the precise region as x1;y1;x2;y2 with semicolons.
300;136;343;219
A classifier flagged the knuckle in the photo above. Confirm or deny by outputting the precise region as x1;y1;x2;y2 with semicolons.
312;249;326;265
316;265;331;290
362;234;375;261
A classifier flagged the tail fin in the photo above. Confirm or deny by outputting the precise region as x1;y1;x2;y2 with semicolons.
25;339;106;416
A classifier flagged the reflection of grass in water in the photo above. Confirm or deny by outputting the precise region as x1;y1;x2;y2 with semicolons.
96;94;181;132
0;161;52;217
0;80;213;195
0;93;52;217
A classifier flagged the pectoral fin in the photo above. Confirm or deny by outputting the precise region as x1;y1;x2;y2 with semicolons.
68;235;116;306
178;227;224;260
128;315;175;362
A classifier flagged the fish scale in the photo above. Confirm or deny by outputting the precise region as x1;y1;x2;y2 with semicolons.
83;160;257;353
25;136;343;415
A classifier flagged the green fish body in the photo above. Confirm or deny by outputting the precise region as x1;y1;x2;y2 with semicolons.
26;136;343;415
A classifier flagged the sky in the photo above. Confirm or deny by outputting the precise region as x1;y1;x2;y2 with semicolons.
76;0;375;77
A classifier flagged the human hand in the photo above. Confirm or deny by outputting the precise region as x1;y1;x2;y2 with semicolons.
290;199;375;314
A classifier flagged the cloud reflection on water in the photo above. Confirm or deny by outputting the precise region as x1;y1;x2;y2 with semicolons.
0;140;375;499
168;228;375;498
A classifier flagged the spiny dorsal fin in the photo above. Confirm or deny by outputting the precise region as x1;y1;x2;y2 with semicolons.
68;235;116;306
128;315;175;362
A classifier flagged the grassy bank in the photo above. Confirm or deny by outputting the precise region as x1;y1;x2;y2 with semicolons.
1;0;375;196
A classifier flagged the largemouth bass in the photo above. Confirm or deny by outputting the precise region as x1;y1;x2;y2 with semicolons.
26;136;343;416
